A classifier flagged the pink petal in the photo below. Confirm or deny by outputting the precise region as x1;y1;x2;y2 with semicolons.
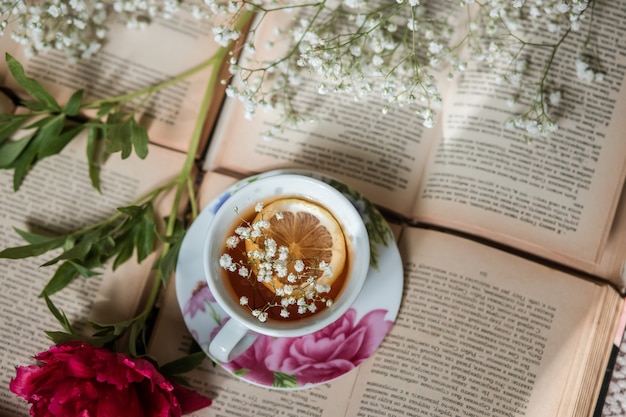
172;382;212;414
9;365;43;399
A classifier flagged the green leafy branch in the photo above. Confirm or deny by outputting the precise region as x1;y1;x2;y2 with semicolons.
0;53;151;192
0;10;254;365
0;173;187;355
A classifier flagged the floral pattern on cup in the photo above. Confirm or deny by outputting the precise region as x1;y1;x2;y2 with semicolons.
183;281;392;388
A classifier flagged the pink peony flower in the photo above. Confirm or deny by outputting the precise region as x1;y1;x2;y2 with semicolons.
266;308;392;385
10;341;212;417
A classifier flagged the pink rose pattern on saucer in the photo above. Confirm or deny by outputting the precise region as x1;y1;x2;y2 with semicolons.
183;281;392;388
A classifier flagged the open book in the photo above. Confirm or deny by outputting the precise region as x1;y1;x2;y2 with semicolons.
2;2;626;417
190;3;626;416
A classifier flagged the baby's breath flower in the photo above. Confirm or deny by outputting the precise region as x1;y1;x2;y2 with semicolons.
219;253;233;269
219;201;336;321
225;236;239;249
251;309;269;323
235;226;251;239
575;55;605;82
274;262;288;278
315;284;331;293
549;90;562;105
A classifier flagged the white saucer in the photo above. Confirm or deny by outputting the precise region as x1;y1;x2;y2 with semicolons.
175;169;403;389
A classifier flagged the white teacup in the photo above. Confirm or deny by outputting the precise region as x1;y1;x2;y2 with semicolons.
204;174;370;362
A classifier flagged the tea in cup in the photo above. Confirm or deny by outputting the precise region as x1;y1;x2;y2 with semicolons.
203;174;370;362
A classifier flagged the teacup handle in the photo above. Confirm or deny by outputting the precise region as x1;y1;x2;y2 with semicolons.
209;319;258;362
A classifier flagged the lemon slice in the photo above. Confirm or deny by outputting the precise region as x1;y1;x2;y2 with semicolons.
244;198;347;294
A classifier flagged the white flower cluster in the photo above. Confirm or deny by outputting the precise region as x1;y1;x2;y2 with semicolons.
220;0;602;135
1;0;180;61
226;1;447;128
2;0;108;61
219;201;333;322
511;0;590;31
2;0;604;135
576;54;605;82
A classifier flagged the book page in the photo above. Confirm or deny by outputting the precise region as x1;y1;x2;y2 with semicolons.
572;179;626;292
415;2;626;281
0;135;187;416
341;227;622;417
0;10;226;154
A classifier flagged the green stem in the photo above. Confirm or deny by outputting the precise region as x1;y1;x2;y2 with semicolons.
84;60;219;109
128;9;256;337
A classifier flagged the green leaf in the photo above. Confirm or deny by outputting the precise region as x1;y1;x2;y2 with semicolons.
135;220;155;263
96;102;114;118
87;126;103;192
112;237;134;270
14;228;63;245
37;123;83;158
10;128;48;190
91;317;134;334
0;236;65;259
106;117;133;158
154;220;185;283
6;53;61;112
0;134;34;168
24;116;55;129
100;235;117;254
22;101;50;112
41;261;79;296
273;372;298;388
117;205;143;217
41;230;99;266
43;292;75;334
130;118;149;159
34;114;66;158
65;89;84;116
68;260;100;278
233;369;249;376
45;331;81;345
160;352;207;376
135;205;155;262
0;115;29;144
